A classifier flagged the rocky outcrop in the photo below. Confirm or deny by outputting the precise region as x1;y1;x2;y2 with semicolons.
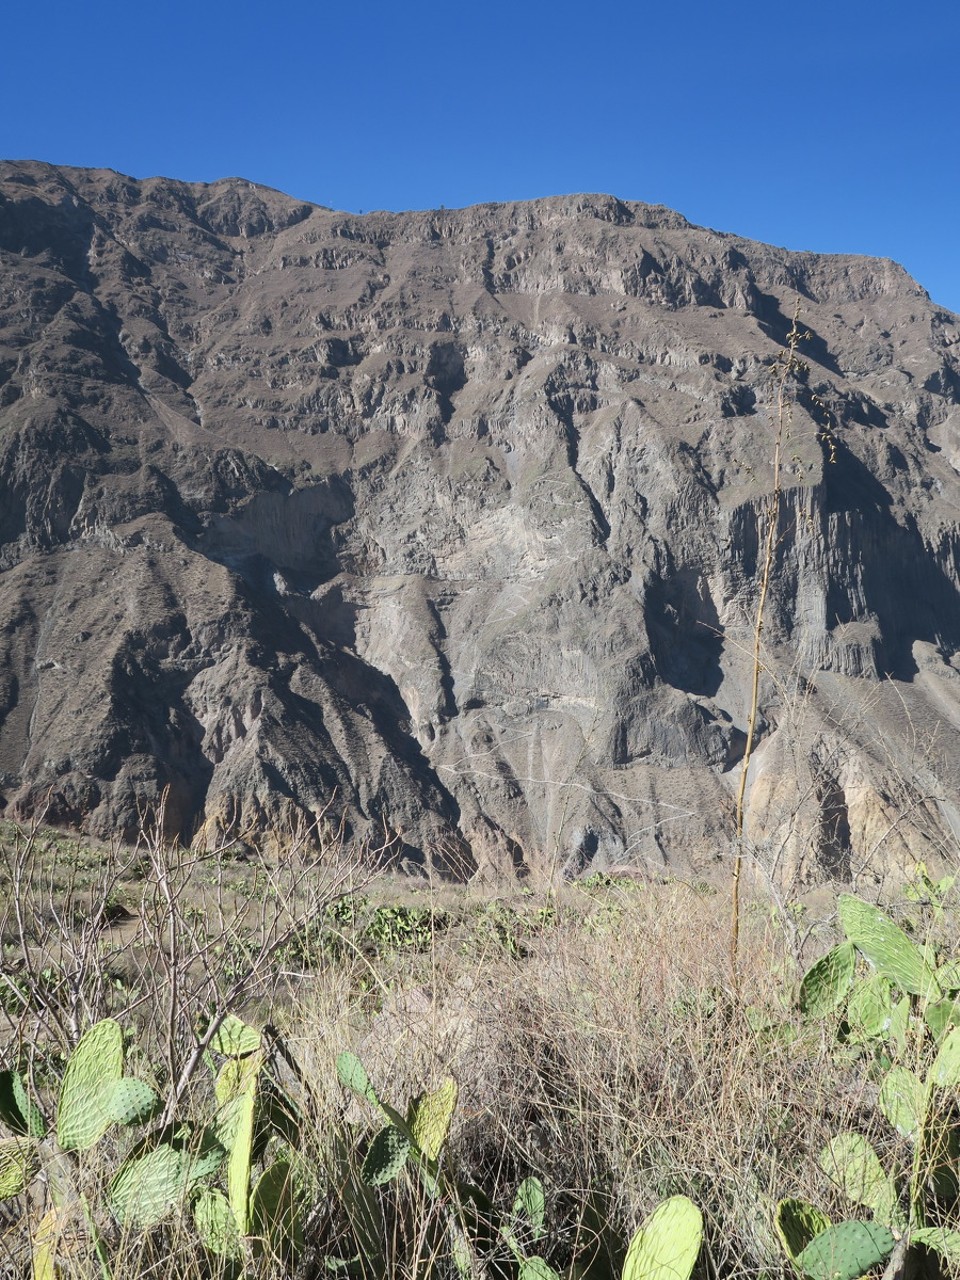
2;161;960;884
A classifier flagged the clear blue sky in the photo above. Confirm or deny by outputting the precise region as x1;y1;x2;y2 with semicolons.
6;0;959;313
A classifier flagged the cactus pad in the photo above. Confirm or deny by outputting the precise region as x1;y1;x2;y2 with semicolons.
0;1136;38;1198
194;1187;242;1259
110;1143;195;1228
818;1133;899;1225
336;1051;381;1109
622;1195;702;1280
0;1071;44;1139
930;1026;960;1088
105;1078;158;1127
210;1015;262;1057
56;1019;124;1151
878;1067;923;1139
775;1199;831;1263
31;1207;64;1280
845;975;893;1044
514;1176;547;1237
799;944;856;1017
519;1260;561;1280
838;895;940;1000
361;1124;410;1186
923;998;960;1043
410;1076;457;1161
215;1058;260;1235
911;1227;960;1264
250;1158;305;1258
797;1220;895;1280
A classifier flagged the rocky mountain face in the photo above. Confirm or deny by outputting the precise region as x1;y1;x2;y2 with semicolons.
2;161;960;884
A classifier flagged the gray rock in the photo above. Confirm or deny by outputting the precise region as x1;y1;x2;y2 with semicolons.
2;162;960;885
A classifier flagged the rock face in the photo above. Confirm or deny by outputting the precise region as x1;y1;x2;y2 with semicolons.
2;160;960;884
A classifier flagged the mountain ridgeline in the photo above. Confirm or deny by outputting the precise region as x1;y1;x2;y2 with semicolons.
2;161;960;883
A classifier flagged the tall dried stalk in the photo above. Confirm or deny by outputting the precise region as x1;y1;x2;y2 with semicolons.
729;302;809;981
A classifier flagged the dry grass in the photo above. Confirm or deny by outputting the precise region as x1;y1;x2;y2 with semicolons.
0;819;955;1279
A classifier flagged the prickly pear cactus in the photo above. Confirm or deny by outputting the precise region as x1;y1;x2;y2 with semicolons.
797;1220;895;1280
818;1133;900;1226
104;1077;158;1127
930;1026;960;1088
361;1124;410;1186
622;1195;702;1280
938;959;960;992
519;1259;561;1280
923;997;960;1043
249;1158;305;1259
110;1144;198;1229
799;943;856;1017
336;1051;382;1109
31;1207;64;1280
56;1019;124;1151
0;1136;39;1198
514;1176;547;1237
210;1014;262;1057
214;1052;263;1235
838;895;940;1000
845;974;894;1046
194;1187;242;1259
775;1199;831;1264
878;1066;924;1139
0;1071;45;1139
409;1076;457;1161
911;1226;960;1265
110;1126;224;1229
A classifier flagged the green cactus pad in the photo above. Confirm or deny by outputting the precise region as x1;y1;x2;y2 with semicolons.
622;1195;702;1280
194;1187;242;1259
336;1051;381;1108
930;1026;960;1088
218;1063;259;1235
818;1133;899;1224
410;1076;457;1160
838;896;940;1000
878;1067;924;1139
110;1144;194;1228
911;1227;960;1264
519;1260;561;1280
937;959;960;992
775;1199;832;1263
56;1019;124;1151
797;1220;895;1280
250;1158;305;1258
514;1176;547;1236
12;1073;45;1139
0;1071;44;1139
361;1124;410;1186
923;998;960;1043
111;1124;223;1228
799;944;856;1017
844;974;893;1043
215;1052;263;1107
209;1014;262;1057
32;1208;66;1280
0;1136;39;1198
105;1078;158;1127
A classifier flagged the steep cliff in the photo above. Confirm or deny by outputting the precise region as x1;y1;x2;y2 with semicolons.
2;161;960;883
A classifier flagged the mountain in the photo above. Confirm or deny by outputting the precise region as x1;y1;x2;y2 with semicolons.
2;160;960;884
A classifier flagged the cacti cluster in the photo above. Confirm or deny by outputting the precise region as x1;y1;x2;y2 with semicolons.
0;1014;307;1277
781;889;960;1280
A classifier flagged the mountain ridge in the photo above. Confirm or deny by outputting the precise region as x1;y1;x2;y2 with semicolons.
2;160;959;884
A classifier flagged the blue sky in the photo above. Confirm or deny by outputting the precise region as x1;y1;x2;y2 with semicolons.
6;0;959;313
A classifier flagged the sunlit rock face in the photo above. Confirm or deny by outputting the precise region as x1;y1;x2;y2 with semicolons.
2;161;960;884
